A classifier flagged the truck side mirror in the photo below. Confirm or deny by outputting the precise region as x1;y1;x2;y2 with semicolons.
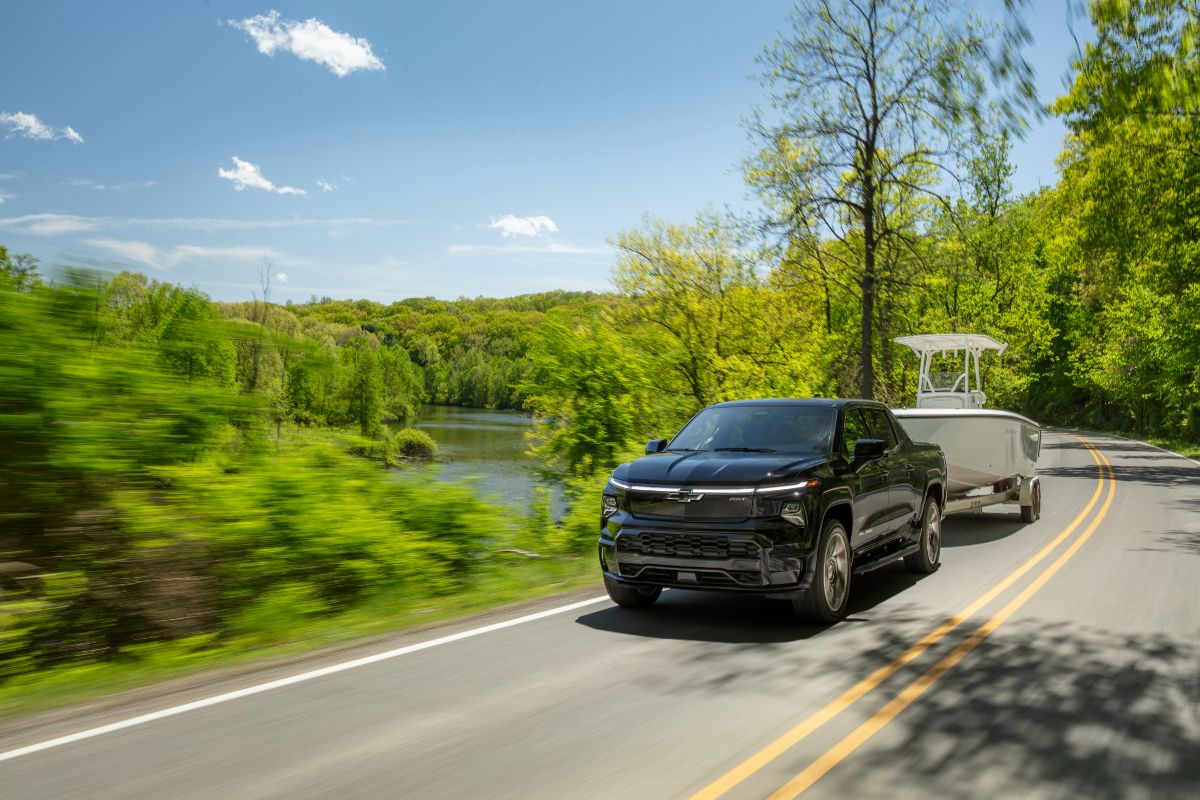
645;438;668;454
853;438;887;462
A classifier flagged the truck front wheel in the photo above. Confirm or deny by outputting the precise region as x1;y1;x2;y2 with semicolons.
793;519;852;623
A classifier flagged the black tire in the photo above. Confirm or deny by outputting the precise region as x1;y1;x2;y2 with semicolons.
1020;481;1041;524
792;518;852;623
904;495;942;574
603;574;662;608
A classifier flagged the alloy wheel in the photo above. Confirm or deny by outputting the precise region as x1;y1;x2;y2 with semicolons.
925;505;941;564
824;532;849;610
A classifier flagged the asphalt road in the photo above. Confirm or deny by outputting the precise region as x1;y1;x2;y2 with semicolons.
2;432;1197;799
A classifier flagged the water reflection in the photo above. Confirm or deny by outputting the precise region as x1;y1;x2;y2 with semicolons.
401;405;566;517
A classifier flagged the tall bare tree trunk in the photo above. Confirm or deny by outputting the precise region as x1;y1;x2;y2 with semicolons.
861;164;877;400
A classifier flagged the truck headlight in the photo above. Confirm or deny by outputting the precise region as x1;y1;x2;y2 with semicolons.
781;501;805;526
602;495;618;518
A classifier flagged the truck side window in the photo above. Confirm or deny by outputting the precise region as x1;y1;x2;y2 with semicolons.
842;408;870;459
861;407;898;449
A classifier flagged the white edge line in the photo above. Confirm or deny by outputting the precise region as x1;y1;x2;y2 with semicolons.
0;595;609;764
1135;441;1200;468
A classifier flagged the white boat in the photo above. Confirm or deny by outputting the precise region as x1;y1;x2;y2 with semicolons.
890;407;1041;496
890;334;1042;518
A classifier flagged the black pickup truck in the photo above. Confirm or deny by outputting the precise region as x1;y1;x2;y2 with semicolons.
598;399;947;622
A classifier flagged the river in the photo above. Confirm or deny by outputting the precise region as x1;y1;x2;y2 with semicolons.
403;405;567;517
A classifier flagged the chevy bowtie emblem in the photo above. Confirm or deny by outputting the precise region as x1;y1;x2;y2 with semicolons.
666;489;704;503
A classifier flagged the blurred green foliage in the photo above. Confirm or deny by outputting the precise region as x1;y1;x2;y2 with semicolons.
0;264;580;684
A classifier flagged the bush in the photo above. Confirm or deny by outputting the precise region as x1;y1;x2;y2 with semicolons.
390;428;437;459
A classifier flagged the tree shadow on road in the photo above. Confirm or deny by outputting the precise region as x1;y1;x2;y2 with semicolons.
793;619;1200;799
1038;462;1197;488
1131;526;1200;557
1042;434;1183;456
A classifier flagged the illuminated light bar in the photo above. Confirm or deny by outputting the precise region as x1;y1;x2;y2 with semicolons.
607;477;817;495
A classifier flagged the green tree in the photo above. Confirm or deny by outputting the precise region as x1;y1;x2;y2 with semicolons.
613;212;826;409
0;248;41;292
1056;0;1199;136
342;336;386;436
1039;0;1200;436
521;313;652;477
748;0;1031;398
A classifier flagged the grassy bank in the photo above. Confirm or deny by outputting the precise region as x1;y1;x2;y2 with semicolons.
1128;435;1200;461
0;556;599;721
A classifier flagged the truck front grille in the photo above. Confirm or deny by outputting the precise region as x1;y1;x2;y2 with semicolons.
616;532;759;560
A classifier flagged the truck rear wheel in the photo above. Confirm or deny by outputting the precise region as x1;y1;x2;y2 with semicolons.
904;495;942;573
793;519;852;623
603;575;662;608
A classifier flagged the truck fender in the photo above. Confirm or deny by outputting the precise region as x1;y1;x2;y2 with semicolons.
817;497;854;543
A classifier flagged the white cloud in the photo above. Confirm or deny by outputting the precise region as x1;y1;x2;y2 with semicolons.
0;192;11;205
0;213;416;236
274;271;289;284
86;239;285;271
64;178;156;192
0;111;84;143
487;214;559;238
86;239;163;269
228;10;385;77
218;156;307;196
0;214;99;235
316;178;337;192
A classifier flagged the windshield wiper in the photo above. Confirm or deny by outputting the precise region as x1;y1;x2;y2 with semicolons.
713;447;776;452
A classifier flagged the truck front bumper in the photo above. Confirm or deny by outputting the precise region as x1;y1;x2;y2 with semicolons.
598;527;813;595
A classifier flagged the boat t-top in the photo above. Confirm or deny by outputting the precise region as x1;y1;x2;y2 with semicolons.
898;333;1005;409
890;333;1043;522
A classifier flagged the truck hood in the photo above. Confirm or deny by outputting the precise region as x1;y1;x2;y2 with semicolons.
615;450;827;487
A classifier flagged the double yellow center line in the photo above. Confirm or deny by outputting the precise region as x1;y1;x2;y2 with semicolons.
691;437;1116;800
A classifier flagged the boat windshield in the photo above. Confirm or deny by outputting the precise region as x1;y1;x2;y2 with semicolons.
670;406;837;454
928;370;965;391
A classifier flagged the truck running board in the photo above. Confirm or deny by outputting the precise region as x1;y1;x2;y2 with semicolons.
853;542;921;575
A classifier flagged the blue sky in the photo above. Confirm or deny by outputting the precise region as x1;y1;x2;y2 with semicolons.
0;1;1090;303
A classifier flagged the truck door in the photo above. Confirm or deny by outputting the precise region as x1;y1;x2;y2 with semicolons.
842;406;892;545
861;406;919;531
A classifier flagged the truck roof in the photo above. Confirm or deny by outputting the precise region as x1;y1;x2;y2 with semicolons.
708;398;882;409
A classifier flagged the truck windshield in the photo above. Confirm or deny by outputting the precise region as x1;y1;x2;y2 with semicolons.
670;406;837;454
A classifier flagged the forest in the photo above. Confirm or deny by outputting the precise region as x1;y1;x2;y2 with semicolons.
1;0;1196;702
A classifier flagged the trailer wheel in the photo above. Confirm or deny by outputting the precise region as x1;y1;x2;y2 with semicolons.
904;495;942;574
1020;479;1042;523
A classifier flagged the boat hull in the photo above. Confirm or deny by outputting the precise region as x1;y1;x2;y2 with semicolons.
891;409;1041;497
